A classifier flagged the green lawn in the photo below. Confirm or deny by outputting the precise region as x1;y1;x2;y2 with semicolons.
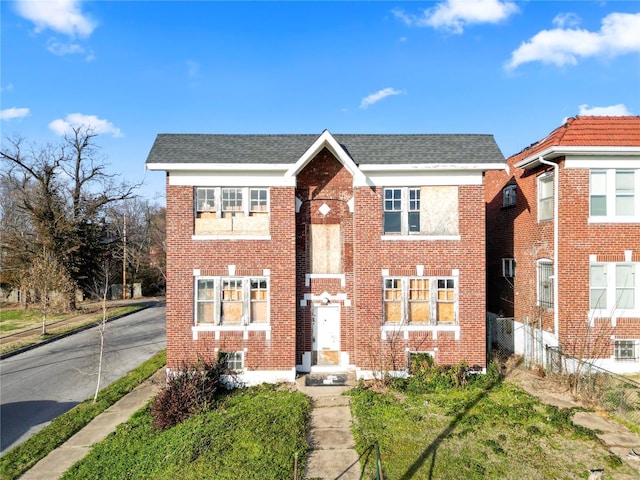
349;374;637;479
60;385;311;480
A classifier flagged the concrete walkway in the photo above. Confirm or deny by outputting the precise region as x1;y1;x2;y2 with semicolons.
19;370;164;480
507;369;640;476
296;376;361;480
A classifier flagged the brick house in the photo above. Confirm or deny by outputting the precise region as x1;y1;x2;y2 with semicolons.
146;130;505;383
486;116;640;374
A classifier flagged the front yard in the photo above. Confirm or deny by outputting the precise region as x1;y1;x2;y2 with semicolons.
53;365;639;479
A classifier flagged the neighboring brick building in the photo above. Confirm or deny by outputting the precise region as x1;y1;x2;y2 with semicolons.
146;130;505;383
486;116;640;374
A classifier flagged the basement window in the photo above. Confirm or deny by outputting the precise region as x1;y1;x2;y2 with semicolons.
615;340;638;362
220;351;244;372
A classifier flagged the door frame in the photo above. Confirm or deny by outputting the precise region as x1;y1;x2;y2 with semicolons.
312;304;341;366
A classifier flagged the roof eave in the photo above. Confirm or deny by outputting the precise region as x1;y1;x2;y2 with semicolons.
359;162;506;172
145;163;292;172
514;146;640;169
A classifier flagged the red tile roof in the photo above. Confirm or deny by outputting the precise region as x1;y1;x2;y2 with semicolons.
509;116;640;164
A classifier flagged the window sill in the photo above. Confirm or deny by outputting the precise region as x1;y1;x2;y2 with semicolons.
381;234;461;241
192;323;271;340
381;324;460;340
589;310;640;327
588;217;640;224
192;234;272;241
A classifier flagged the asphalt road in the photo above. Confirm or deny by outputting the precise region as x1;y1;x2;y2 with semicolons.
0;302;166;454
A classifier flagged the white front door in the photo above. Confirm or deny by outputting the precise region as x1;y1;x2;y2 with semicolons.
313;305;340;365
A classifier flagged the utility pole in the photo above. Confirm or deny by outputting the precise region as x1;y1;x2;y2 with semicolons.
123;214;127;300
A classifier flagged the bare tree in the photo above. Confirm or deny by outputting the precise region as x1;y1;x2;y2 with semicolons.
103;199;166;297
1;127;138;306
27;250;75;335
91;259;114;403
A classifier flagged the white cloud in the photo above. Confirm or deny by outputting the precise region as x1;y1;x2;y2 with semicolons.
1;107;30;121
506;12;640;70
1;84;14;93
359;88;403;109
47;38;83;56
578;104;633;116
552;12;581;29
15;0;96;38
46;38;95;60
393;0;518;34
49;113;123;137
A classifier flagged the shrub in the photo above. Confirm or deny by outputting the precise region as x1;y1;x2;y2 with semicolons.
396;360;503;394
151;357;230;430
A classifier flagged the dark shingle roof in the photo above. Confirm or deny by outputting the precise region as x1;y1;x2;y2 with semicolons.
145;133;504;166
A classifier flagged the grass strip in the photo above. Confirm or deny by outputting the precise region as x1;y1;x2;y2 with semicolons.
0;350;166;480
0;305;144;356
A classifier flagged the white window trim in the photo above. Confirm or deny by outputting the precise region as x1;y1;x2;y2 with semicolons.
220;351;245;372
193;187;271;239
589;262;639;322
383;276;459;326
193;276;271;337
614;339;639;362
195;187;270;217
588;169;640;224
537;173;554;222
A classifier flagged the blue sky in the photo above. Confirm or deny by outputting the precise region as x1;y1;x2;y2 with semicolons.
2;0;639;202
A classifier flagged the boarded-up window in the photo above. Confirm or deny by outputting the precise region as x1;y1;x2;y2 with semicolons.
194;187;269;235
436;278;455;324
222;188;244;217
250;278;268;323
383;276;457;325
384;278;402;322
197;279;215;323
420;186;459;236
221;279;243;324
310;224;341;273
383;186;458;235
250;188;268;215
409;278;430;323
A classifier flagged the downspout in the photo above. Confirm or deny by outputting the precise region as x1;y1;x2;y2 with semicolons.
537;156;559;338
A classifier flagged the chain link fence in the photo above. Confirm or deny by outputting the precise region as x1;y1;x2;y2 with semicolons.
546;347;640;428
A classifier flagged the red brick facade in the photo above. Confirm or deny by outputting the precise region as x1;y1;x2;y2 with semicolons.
151;131;504;382
486;116;640;373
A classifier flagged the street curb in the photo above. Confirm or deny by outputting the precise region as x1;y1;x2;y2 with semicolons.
0;303;154;360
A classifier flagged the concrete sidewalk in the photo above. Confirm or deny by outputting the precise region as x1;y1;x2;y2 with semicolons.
296;375;361;480
20;370;165;480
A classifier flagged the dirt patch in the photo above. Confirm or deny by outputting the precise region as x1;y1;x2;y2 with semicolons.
506;367;580;409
